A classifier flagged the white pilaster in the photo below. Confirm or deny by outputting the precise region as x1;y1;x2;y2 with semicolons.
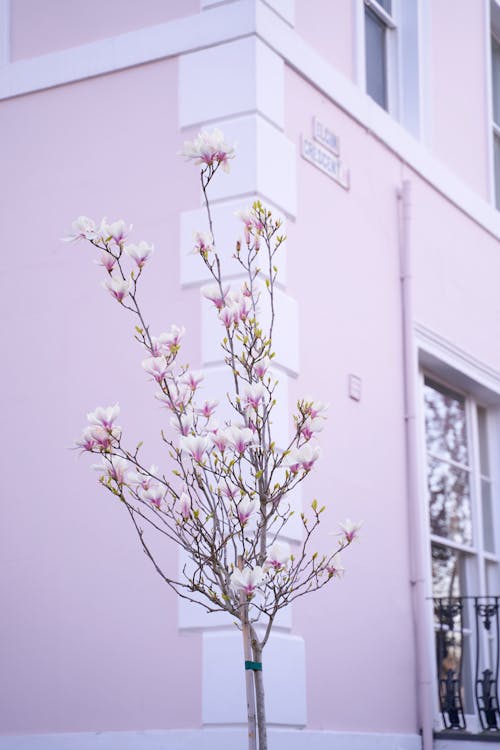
177;14;304;727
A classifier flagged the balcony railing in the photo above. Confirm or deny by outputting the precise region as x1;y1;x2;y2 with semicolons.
433;596;500;737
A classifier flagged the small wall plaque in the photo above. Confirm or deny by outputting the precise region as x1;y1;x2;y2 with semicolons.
301;135;350;190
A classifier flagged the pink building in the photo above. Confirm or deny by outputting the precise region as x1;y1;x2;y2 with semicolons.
1;1;500;748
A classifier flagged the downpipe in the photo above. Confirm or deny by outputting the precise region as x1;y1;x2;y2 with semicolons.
397;180;434;750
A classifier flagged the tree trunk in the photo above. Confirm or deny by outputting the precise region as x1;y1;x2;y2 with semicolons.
252;638;267;750
239;558;257;750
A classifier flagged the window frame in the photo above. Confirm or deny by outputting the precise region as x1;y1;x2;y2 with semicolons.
363;0;398;114
419;368;500;731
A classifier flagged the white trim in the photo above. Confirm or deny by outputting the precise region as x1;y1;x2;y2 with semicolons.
0;729;422;750
0;0;255;99
0;0;9;66
415;322;500;399
485;0;496;204
353;0;366;91
2;0;500;237
365;0;396;30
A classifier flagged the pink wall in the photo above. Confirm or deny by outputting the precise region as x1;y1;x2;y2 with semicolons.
10;0;199;60
427;0;491;199
284;66;417;733
0;58;204;733
295;0;355;81
2;1;499;743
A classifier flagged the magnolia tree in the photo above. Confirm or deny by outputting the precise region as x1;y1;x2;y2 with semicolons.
66;129;360;750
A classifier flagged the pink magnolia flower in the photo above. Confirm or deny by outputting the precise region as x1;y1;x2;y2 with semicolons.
219;482;239;501
95;251;117;272
62;215;97;242
264;542;290;572
181;128;235;173
218;305;234;328
142;356;170;382
236;496;258;525
235;208;264;245
339;519;363;543
196;400;218;419
211;428;232;453
128;464;160;491
125;241;154;267
229;565;264;596
253;357;270;379
227;425;257;454
93;456;129;485
87;404;120;430
87;425;119;450
170;413;194;436
300;417;324;441
178;490;191;520
326;555;345;578
300;397;329;420
242;383;266;412
151;324;185;356
202;283;229;311
181;370;204;391
191;231;214;257
99;219;131;245
179;435;210;463
143;483;165;509
76;426;97;452
285;444;320;473
103;277;131;302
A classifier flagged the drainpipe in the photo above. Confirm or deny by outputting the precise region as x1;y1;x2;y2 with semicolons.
398;180;434;750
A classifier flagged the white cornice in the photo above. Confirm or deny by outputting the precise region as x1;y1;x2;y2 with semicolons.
2;0;500;239
415;321;500;399
0;0;255;99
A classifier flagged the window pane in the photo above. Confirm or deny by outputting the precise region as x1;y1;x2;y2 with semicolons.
424;380;468;465
365;6;387;110
477;406;490;476
494;133;500;211
486;561;499;596
373;0;392;13
492;36;500;126
482;479;495;553
428;457;472;545
432;544;462;599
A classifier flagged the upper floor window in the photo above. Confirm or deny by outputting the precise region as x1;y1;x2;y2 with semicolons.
362;0;421;137
491;31;500;209
364;0;395;111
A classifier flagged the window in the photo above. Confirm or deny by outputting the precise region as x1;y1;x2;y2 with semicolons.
491;32;500;209
422;376;500;732
364;0;396;111
361;0;421;136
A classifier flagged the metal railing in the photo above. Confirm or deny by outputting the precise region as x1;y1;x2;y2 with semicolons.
433;596;500;735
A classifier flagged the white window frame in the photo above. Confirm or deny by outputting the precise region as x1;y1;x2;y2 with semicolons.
485;0;500;210
419;368;500;733
355;0;422;136
363;0;398;114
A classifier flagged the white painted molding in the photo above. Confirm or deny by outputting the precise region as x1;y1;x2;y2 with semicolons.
0;729;422;750
415;321;500;399
179;36;284;130
1;0;499;237
202;630;306;725
0;0;255;99
0;0;9;66
261;0;295;27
